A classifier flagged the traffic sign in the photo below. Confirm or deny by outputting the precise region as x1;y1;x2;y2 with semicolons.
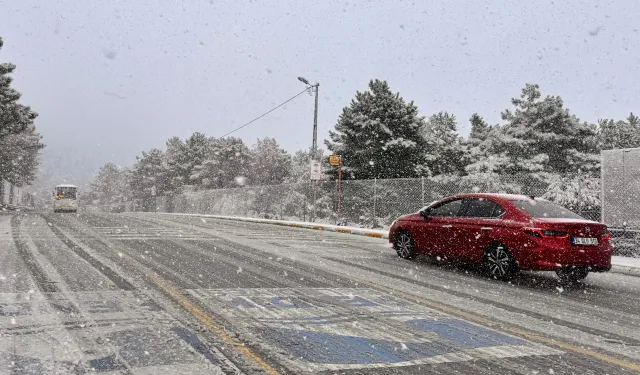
329;155;341;166
309;160;322;181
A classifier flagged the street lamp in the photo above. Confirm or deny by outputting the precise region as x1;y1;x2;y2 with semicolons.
298;76;319;160
298;76;320;222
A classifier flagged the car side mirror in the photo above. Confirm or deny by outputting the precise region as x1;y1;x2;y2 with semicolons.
420;208;431;219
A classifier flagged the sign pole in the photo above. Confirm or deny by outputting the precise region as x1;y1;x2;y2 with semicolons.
337;158;342;221
329;155;342;224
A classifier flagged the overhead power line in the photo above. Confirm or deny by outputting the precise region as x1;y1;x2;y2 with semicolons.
219;88;310;138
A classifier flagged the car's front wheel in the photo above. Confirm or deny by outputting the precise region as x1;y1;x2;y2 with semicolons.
394;231;416;260
556;267;589;284
484;244;517;280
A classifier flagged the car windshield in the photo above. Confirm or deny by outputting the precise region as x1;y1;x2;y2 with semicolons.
511;199;584;219
55;187;77;199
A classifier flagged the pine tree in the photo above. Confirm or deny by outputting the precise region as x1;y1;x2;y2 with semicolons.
90;163;128;210
468;113;490;145
599;113;640;150
250;138;291;186
0;36;44;185
185;132;212;186
164;136;188;192
325;79;429;180
129;149;167;209
467;84;599;178
422;111;466;176
192;137;251;188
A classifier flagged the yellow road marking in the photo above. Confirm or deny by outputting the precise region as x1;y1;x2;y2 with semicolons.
336;229;351;233
361;281;640;371
364;232;384;238
148;274;282;375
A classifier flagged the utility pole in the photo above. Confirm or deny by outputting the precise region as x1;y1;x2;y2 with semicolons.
298;76;320;222
298;77;320;159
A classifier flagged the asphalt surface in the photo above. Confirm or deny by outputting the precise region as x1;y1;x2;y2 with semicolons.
1;210;640;374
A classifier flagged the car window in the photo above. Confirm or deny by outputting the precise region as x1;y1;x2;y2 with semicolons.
511;199;583;219
462;198;504;218
429;199;463;217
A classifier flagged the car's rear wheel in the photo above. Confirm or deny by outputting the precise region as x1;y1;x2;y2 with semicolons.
556;267;589;284
484;244;517;280
395;231;416;260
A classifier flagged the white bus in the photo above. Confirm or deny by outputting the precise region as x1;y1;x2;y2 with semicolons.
53;184;78;213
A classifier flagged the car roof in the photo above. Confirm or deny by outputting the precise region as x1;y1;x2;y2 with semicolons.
450;193;539;201
55;184;78;188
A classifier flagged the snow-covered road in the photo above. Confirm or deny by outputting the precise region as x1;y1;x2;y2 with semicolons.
1;211;639;374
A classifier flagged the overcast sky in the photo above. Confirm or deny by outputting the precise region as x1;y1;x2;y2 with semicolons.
1;0;639;185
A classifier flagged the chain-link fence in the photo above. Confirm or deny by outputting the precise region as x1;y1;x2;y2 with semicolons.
601;148;640;256
149;174;600;228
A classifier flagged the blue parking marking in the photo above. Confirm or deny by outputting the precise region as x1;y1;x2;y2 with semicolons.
260;328;449;364
268;297;312;308
333;295;378;307
190;288;558;371
406;318;524;348
231;297;256;308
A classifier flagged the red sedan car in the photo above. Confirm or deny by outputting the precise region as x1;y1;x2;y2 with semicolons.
389;194;612;282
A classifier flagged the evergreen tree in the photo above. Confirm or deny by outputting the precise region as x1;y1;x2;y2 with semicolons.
90;163;129;210
182;132;210;185
192;137;251;188
250;137;291;185
325;79;429;180
164;136;188;192
422;111;466;176
0;36;44;185
599;112;640;150
129;149;168;206
468;113;490;145
467;84;599;178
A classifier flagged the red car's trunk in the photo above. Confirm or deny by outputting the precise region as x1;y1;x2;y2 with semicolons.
532;218;608;237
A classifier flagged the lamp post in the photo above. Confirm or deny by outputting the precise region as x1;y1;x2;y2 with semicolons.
298;76;320;221
297;77;319;160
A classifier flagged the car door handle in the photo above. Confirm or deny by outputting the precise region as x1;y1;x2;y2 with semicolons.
481;227;492;231
442;224;453;228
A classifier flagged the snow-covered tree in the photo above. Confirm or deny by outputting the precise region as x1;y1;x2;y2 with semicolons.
466;84;599;179
185;132;212;186
128;149;168;208
599;112;640;150
325;79;429;180
468;113;490;146
0;36;44;185
89;163;129;210
164;136;189;193
250;137;291;186
422;112;466;176
191;137;251;188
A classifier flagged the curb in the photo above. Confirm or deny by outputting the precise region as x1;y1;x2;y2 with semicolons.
152;212;389;239
147;212;640;278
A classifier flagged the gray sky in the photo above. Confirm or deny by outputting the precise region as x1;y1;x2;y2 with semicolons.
1;0;639;185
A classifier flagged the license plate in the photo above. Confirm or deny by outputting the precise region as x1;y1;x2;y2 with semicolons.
572;237;598;246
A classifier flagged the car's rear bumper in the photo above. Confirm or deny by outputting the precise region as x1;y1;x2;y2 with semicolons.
517;244;613;271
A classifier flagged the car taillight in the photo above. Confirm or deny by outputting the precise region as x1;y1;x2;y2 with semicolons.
523;227;569;239
601;231;611;241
